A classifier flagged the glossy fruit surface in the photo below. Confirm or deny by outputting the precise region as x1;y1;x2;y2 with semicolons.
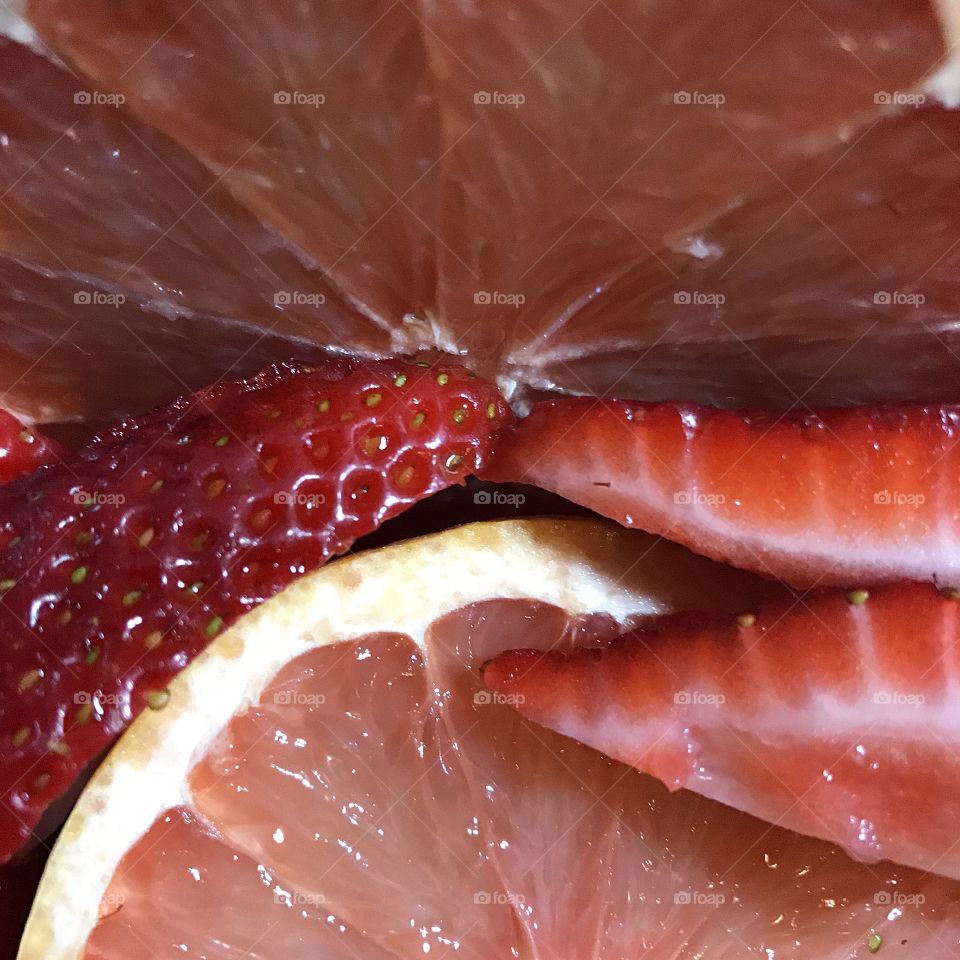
24;520;960;960
483;398;960;586
0;410;60;484
0;357;508;863
487;579;960;879
4;0;954;418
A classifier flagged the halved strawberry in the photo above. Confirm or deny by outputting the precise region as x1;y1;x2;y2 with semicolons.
0;410;61;485
0;357;509;863
485;580;960;879
483;399;960;587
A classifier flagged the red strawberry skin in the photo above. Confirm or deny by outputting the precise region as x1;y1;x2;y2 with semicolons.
0;410;61;484
486;581;960;878
0;357;510;862
482;399;960;588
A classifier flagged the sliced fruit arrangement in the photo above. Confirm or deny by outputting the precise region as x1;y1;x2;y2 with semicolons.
483;398;960;587
0;410;60;484
2;2;959;955
0;357;509;864
20;520;959;960
486;578;960;881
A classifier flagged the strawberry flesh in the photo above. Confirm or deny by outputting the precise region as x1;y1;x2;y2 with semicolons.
486;581;960;879
0;410;61;485
0;357;510;862
482;398;960;588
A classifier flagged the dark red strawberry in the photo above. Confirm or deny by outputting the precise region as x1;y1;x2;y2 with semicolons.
0;410;61;484
485;580;960;879
482;398;960;588
0;357;510;862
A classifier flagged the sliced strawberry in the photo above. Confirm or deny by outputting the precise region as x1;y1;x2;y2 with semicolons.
0;357;509;863
483;399;960;587
0;410;61;484
485;580;960;878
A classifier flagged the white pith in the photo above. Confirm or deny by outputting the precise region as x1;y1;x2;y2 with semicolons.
17;517;777;960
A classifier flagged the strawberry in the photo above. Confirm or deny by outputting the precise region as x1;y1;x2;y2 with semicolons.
0;357;510;862
485;580;960;879
482;399;960;588
0;410;61;485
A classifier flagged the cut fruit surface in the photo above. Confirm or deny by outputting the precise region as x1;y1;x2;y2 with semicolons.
20;519;960;959
485;579;960;881
15;1;960;415
0;40;369;424
0;357;508;865
483;398;960;587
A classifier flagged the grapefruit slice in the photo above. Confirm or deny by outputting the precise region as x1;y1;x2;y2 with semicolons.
18;519;960;959
23;0;960;411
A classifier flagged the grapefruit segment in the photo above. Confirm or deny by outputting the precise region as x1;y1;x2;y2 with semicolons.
534;104;960;406
26;0;440;342
0;39;374;422
0;40;351;334
18;520;960;960
428;600;637;958
485;580;960;879
0;257;330;423
482;398;960;586
190;633;521;957
82;806;396;960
